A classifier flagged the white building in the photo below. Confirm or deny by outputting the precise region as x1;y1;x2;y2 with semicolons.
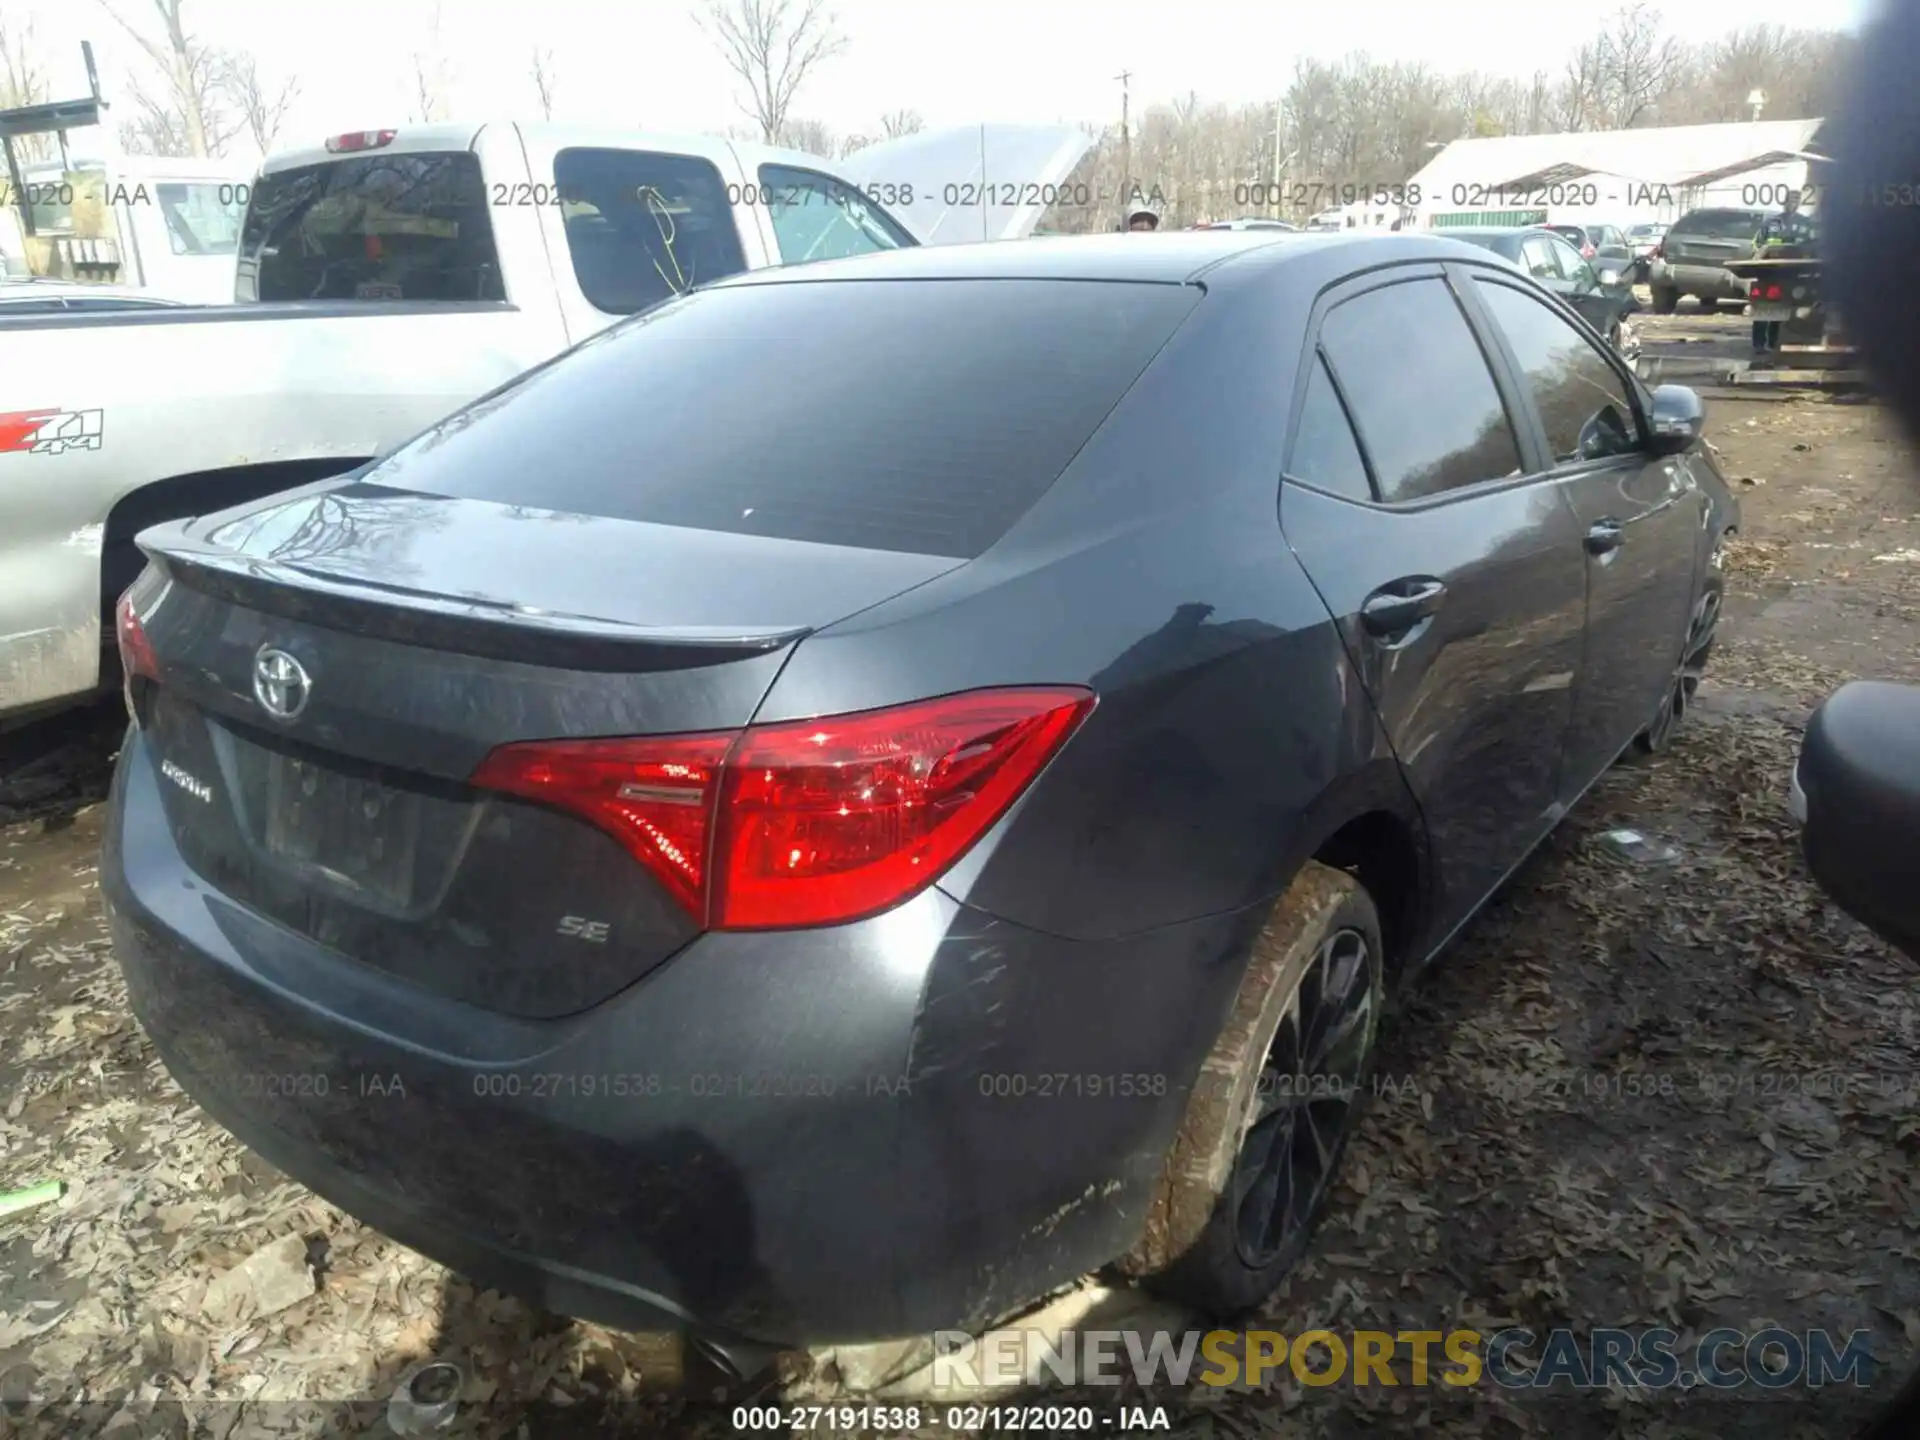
1403;118;1826;231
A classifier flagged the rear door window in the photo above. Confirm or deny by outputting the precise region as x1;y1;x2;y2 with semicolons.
1285;354;1373;502
1519;236;1565;281
239;152;504;301
553;148;749;315
1318;278;1524;503
375;278;1200;558
758;163;916;265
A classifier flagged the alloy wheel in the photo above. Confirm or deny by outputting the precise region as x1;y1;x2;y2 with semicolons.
1229;926;1378;1268
1644;582;1721;753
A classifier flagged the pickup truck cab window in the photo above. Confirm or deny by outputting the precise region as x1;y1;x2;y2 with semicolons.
156;182;244;258
552;148;749;315
757;163;916;265
240;152;504;302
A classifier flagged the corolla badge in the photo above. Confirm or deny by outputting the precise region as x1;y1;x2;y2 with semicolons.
253;647;312;721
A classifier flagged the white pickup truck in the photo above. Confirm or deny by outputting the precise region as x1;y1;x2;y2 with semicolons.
0;119;1089;724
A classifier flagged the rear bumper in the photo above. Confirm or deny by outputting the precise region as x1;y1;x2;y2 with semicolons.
1649;261;1748;300
103;726;1245;1346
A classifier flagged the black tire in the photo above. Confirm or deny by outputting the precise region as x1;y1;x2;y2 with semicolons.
1637;572;1722;754
1120;862;1385;1314
1650;285;1679;315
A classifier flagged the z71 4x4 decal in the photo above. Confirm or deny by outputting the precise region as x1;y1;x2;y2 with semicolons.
0;408;104;455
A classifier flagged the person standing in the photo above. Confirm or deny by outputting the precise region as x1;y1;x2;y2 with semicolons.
1751;189;1817;354
1123;203;1160;232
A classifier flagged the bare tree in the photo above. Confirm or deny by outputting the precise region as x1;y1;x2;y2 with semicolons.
1594;0;1685;128
776;116;835;156
97;0;235;157
224;52;298;154
1550;39;1608;131
530;46;559;120
409;1;452;124
880;107;922;139
697;0;847;143
0;14;54;161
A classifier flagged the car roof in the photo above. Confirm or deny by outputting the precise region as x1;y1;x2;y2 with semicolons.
712;230;1500;289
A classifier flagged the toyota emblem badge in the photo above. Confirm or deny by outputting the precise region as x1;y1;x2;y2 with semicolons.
253;647;312;721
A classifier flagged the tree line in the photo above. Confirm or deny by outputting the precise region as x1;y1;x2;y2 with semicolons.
2;0;1851;217
1051;4;1853;230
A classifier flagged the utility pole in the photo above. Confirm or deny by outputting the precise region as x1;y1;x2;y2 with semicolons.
1116;69;1132;224
1272;98;1284;219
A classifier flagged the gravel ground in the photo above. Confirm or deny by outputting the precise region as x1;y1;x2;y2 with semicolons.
2;344;1917;1438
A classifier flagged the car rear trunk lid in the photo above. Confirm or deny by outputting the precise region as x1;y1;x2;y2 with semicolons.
127;483;963;1017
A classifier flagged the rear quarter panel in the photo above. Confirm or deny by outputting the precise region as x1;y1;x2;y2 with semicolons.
749;258;1425;1308
756;256;1418;943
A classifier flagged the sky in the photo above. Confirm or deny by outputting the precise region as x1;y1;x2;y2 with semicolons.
12;0;1878;163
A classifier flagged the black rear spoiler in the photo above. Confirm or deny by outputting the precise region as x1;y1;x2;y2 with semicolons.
145;541;808;674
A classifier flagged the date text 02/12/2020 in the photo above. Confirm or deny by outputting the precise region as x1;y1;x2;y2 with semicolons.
728;1405;1174;1433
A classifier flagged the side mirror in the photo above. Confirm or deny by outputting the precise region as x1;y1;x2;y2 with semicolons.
1794;680;1920;961
1598;268;1622;287
1646;384;1705;455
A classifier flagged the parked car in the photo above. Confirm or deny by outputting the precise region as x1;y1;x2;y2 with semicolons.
1647;207;1767;313
104;230;1736;1371
0;119;1086;727
1545;222;1633;271
1626;222;1668;281
1441;226;1641;354
0;279;189;313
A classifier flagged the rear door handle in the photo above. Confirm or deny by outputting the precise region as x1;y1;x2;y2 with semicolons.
1586;519;1626;555
1360;578;1447;638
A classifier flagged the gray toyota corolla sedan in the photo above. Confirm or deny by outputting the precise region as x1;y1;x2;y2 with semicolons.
104;230;1736;1372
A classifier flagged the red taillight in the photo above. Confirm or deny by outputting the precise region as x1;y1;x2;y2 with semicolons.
325;129;398;153
713;688;1094;929
469;687;1095;931
1766;283;1783;301
470;731;732;918
115;590;158;682
1751;281;1762;298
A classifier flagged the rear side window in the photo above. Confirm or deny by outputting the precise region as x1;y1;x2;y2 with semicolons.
759;163;915;265
239;152;504;302
1319;279;1523;503
1671;209;1764;239
1286;355;1372;502
554;148;749;315
375;278;1200;557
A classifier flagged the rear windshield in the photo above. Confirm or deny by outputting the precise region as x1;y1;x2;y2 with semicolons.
1671;209;1765;239
238;151;503;302
373;278;1200;557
